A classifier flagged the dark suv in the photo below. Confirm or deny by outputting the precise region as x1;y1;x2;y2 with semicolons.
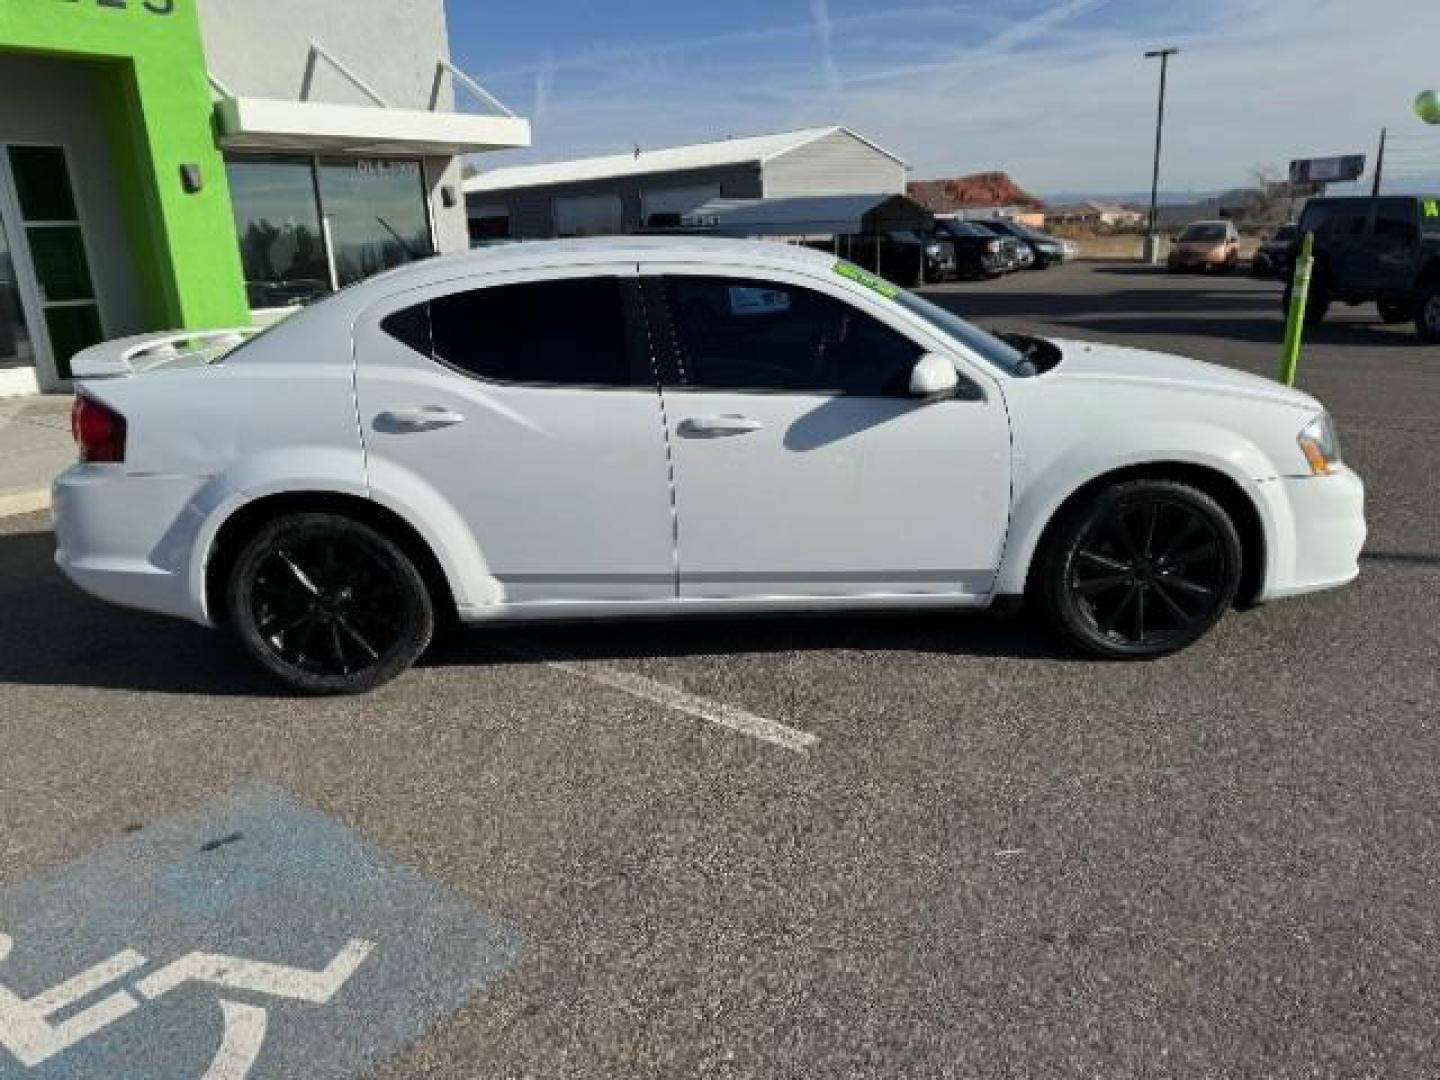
931;218;1014;278
1289;195;1440;341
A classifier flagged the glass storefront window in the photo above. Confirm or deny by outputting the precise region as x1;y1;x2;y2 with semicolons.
226;155;434;309
226;157;331;310
317;158;433;287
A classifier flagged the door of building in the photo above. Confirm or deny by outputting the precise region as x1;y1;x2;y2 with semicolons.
0;144;103;391
0;194;36;393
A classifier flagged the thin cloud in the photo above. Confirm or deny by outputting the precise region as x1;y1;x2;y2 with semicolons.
465;0;1440;193
810;0;842;93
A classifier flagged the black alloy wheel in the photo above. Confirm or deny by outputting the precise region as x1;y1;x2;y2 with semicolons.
1037;480;1242;659
228;513;434;694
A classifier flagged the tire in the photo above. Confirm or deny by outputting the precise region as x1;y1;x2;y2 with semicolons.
1377;298;1414;324
227;512;435;694
1416;285;1440;343
1034;480;1242;659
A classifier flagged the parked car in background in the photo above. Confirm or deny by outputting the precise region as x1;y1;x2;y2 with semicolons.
1168;220;1240;273
931;219;1014;279
1287;195;1440;341
978;220;1076;268
1250;224;1299;279
829;230;954;286
971;221;1034;269
54;237;1364;693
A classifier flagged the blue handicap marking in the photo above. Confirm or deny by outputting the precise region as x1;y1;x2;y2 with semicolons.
0;783;527;1079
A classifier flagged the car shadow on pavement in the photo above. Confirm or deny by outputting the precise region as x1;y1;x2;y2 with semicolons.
0;523;278;696
422;607;1079;673
0;522;1080;696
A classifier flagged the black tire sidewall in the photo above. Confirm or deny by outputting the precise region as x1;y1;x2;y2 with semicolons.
227;513;434;694
1416;287;1440;342
1036;480;1243;659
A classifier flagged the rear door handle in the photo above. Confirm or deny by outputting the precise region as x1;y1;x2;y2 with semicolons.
677;414;765;437
375;406;466;432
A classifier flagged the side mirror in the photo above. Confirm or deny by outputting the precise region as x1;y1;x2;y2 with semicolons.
909;353;960;400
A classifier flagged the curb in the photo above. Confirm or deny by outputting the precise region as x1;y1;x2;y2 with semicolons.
0;488;51;520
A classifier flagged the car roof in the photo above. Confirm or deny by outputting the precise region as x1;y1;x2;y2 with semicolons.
354;236;838;297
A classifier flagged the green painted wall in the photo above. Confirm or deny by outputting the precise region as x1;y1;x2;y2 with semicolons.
0;0;249;330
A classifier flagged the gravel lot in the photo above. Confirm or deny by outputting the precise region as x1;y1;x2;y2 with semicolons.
1;262;1436;1078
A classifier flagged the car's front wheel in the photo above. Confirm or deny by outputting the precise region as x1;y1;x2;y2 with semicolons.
1035;480;1242;659
227;513;435;694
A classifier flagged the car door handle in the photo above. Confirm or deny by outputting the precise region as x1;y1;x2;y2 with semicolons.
375;406;466;432
677;415;765;437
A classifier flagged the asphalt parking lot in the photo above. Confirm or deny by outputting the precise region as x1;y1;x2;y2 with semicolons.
1;261;1437;1078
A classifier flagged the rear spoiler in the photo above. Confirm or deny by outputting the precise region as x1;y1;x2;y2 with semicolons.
69;328;260;380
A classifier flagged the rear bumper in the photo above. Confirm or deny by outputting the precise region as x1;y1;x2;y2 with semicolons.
1257;467;1367;602
52;465;216;624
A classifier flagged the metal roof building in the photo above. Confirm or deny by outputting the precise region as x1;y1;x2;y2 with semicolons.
464;126;909;241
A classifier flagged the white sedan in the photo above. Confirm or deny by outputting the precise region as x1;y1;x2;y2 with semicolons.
54;238;1365;694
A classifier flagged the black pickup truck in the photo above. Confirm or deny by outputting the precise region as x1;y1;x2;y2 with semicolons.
1286;195;1440;342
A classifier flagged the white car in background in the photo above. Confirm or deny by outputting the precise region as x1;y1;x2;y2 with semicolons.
54;238;1365;694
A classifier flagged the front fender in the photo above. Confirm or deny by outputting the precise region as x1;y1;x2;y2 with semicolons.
994;420;1281;597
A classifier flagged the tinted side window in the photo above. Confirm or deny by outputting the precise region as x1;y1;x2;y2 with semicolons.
662;277;924;396
1373;199;1418;249
423;277;634;386
1305;202;1368;243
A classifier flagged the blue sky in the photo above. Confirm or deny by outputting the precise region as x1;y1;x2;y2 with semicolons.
446;0;1440;196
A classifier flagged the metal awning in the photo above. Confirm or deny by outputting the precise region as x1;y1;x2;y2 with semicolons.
214;97;531;155
211;46;531;156
681;194;931;237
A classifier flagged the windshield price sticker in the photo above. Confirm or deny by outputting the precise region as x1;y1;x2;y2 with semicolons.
0;784;526;1079
833;261;900;299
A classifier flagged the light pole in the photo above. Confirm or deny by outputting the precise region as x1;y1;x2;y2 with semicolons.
1143;47;1179;264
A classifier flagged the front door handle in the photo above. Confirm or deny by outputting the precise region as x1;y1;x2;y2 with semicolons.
375;406;466;432
677;414;765;438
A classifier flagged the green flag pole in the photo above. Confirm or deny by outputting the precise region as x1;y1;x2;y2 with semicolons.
1279;232;1315;387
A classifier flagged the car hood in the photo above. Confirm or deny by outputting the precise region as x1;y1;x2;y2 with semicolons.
1041;337;1321;412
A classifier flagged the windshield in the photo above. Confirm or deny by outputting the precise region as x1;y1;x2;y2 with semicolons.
1181;223;1227;242
889;289;1032;377
941;221;986;238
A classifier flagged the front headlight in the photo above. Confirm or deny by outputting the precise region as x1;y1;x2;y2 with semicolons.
1298;413;1341;475
925;243;942;256
986;240;1001;253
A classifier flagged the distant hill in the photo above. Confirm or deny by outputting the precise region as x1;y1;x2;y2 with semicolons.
1044;189;1222;207
908;172;1044;212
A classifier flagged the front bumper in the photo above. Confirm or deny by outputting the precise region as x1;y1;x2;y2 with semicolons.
1257;466;1367;602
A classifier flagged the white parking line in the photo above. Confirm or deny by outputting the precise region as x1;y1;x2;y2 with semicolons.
503;643;818;754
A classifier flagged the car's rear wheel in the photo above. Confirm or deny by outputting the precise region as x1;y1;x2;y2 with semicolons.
1416;286;1440;343
227;513;434;694
1036;480;1242;659
1377;298;1414;324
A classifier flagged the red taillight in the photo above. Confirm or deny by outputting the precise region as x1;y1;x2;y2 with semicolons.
71;395;127;464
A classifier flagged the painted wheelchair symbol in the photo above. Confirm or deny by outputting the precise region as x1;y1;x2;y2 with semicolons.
0;932;374;1078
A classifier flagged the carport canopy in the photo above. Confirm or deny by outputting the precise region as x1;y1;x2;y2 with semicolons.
681;193;932;237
